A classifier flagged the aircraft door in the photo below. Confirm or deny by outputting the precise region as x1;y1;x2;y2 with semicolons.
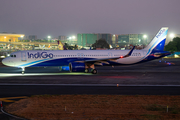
77;53;84;59
21;51;27;61
80;53;84;58
77;53;80;59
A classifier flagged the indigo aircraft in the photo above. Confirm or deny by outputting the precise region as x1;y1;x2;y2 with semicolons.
2;27;170;74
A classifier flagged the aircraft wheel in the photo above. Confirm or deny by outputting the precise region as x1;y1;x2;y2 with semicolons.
92;69;97;74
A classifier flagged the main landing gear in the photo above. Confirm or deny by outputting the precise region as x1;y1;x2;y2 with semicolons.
85;68;97;74
85;64;98;74
21;67;25;74
91;69;97;74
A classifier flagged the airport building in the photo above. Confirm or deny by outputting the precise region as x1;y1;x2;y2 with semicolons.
98;34;112;45
0;33;24;42
77;33;97;48
58;36;67;40
117;34;148;45
77;33;153;48
77;33;112;48
112;34;118;46
28;35;37;40
0;33;61;52
116;34;154;49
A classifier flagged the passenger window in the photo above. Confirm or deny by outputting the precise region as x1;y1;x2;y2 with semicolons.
11;55;13;57
14;55;16;57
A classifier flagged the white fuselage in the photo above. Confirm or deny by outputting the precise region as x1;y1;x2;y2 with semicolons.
2;49;147;68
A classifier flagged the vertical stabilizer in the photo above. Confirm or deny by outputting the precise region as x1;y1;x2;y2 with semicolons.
144;27;168;51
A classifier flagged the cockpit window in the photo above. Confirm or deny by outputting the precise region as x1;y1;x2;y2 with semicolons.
10;55;16;57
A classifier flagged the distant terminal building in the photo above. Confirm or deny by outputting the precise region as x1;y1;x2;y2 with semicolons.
59;36;77;46
117;34;145;45
117;34;153;48
0;33;24;42
77;33;97;48
112;34;118;46
23;35;37;40
101;34;112;45
77;33;153;48
117;34;129;45
58;36;67;40
28;35;37;40
77;33;112;48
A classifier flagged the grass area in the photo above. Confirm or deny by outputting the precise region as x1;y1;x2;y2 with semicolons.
5;95;180;120
141;114;162;120
144;104;166;111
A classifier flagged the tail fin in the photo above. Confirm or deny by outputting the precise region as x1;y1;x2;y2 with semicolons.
58;40;67;50
144;27;168;51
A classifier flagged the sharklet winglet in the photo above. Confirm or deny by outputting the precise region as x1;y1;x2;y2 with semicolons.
122;46;135;58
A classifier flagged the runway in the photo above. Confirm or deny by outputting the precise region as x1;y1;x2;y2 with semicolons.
0;58;180;97
0;85;180;97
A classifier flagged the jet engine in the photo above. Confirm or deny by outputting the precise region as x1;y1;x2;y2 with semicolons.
59;66;70;71
69;62;85;72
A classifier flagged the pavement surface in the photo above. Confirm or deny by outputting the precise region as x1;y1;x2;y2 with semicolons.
0;58;180;119
0;58;180;85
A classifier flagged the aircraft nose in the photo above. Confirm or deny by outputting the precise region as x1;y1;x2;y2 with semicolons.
2;58;8;66
2;58;6;65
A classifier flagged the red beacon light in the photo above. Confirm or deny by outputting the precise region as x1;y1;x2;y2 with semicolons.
120;56;123;58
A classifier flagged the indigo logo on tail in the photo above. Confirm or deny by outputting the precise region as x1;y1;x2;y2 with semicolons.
27;52;53;59
156;29;165;38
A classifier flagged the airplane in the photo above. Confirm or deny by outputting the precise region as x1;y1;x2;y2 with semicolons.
2;27;171;74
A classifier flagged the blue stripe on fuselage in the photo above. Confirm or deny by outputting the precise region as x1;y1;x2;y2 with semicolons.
19;58;94;67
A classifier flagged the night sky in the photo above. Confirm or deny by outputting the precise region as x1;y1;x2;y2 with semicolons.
0;0;180;39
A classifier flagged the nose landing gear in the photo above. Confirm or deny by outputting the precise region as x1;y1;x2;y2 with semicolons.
21;67;25;74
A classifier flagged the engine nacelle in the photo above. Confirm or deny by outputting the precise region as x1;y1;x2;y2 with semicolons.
59;66;70;71
69;62;85;72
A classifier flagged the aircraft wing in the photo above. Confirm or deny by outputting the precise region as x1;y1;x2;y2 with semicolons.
73;46;135;65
